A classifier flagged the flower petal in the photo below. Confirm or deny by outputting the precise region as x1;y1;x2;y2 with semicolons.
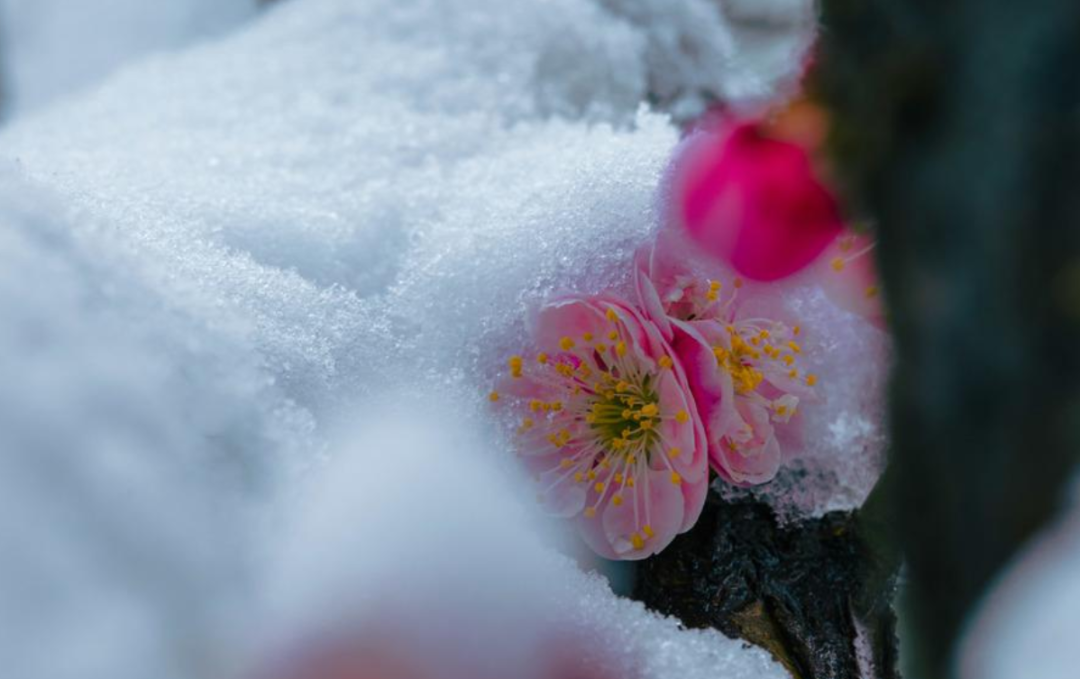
674;122;844;282
601;468;686;560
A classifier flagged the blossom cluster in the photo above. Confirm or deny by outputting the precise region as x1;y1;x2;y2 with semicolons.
491;116;881;560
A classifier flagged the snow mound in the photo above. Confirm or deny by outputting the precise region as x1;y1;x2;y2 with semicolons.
260;393;788;679
0;166;314;679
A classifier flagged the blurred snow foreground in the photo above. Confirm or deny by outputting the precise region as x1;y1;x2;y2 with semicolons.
0;1;859;678
0;0;259;116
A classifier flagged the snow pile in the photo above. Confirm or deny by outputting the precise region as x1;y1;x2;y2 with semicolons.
0;0;863;677
0;0;259;116
0;166;314;679
259;394;787;679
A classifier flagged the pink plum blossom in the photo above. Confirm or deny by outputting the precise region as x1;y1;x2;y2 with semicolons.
809;230;885;327
492;294;709;560
637;244;818;487
673;120;844;282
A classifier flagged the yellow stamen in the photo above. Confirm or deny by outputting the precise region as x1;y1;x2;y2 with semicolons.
668;447;681;458
658;355;673;369
831;257;846;272
489;391;500;402
559;337;575;351
670;471;682;485
675;410;689;423
806;374;818;386
631;533;645;550
612;495;623;507
643;524;655;538
583;332;594;342
584;507;596;518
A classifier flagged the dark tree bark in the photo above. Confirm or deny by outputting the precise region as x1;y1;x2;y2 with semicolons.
814;1;1080;677
634;483;901;679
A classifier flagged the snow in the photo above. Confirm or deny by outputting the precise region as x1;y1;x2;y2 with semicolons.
0;0;259;116
958;478;1080;679
0;0;839;678
260;396;788;679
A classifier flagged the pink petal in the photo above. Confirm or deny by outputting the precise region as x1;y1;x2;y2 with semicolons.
531;298;608;351
601;468;686;560
716;401;782;486
576;508;620;561
633;265;673;341
678;472;710;533
655;368;706;483
671;320;738;448
674;122;844;282
808;232;885;327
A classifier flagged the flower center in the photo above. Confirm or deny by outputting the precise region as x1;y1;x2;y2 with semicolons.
585;372;660;457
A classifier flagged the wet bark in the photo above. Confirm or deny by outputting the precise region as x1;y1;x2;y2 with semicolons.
812;1;1080;677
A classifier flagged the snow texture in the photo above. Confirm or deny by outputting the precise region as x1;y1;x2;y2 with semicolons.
0;0;259;116
0;0;842;678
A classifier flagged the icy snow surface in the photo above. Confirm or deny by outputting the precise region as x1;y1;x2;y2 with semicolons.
0;0;876;677
0;0;260;116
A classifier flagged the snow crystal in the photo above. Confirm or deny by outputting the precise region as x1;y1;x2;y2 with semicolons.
0;0;259;116
0;0;825;677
